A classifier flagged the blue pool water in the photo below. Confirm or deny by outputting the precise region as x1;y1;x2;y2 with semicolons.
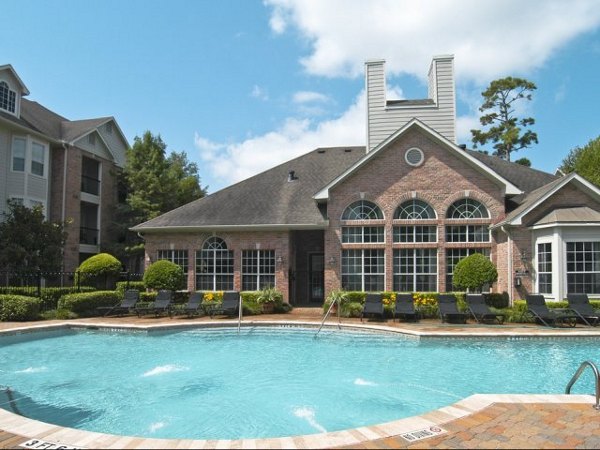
0;327;597;440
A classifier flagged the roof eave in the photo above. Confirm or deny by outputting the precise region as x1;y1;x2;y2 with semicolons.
0;115;60;144
131;222;330;233
313;119;522;200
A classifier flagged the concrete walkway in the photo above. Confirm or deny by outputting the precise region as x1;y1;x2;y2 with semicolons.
0;309;599;449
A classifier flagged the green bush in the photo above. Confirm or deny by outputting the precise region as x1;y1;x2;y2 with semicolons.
115;281;145;293
453;253;498;291
0;286;96;310
77;253;122;289
256;287;284;306
0;295;41;321
58;291;121;317
143;260;185;291
485;292;510;309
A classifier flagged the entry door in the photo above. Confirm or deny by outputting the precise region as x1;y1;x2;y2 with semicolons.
309;253;324;303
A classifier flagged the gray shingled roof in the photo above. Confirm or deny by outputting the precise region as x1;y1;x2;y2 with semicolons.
534;206;600;226
1;99;111;144
467;150;558;193
132;147;365;231
133;143;563;232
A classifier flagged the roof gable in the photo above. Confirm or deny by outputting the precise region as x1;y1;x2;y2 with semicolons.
314;119;522;200
494;173;600;227
0;64;30;95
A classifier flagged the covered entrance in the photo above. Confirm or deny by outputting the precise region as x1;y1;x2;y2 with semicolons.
289;230;325;306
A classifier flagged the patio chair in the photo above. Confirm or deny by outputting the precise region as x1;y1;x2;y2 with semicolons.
437;294;469;324
97;289;139;317
393;293;420;322
181;292;204;317
465;294;505;324
525;294;578;327
361;293;384;322
136;290;173;317
567;293;599;327
209;291;241;318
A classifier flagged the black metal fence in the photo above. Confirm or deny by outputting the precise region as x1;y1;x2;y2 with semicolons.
0;271;144;298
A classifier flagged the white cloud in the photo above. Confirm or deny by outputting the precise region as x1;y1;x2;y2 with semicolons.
250;84;269;101
292;90;330;104
264;0;600;83
195;91;366;187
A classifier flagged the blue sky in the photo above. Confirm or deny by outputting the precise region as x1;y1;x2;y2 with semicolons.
3;0;600;193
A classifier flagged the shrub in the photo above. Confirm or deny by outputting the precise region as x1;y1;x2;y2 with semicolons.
77;253;122;289
0;295;41;321
115;281;145;293
256;287;284;306
0;286;95;310
143;260;185;291
485;292;510;309
453;253;498;291
58;291;121;317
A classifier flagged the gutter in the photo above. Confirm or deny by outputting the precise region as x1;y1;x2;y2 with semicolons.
61;141;68;222
130;222;330;233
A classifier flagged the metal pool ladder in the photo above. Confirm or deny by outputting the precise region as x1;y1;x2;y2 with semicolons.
314;298;341;338
565;360;600;410
237;294;243;334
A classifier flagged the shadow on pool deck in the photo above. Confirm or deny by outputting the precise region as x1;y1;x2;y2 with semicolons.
1;310;599;449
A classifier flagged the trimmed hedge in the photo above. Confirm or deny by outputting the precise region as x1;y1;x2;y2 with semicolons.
115;281;146;293
0;295;41;321
143;260;185;291
58;291;121;317
0;286;96;310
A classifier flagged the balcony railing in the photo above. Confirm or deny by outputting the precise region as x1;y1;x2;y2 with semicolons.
81;175;100;196
80;227;99;245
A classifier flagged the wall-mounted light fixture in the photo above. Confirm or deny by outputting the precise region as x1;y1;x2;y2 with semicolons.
276;255;284;265
328;256;337;266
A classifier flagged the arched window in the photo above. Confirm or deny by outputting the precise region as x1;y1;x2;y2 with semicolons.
394;199;436;220
341;200;383;220
446;198;489;219
195;237;234;291
0;81;16;114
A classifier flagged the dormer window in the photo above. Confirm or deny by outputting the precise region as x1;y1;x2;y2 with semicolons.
0;81;16;114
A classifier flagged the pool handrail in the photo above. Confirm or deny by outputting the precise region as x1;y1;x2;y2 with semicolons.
565;360;600;410
315;297;341;338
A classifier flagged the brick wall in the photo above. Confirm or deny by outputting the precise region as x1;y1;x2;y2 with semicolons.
325;127;505;297
143;230;291;301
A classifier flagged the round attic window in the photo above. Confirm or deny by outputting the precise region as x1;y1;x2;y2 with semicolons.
405;147;424;167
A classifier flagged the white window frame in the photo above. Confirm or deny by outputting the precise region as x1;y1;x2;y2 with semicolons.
341;249;385;292
241;249;276;291
565;240;600;295
11;136;26;173
0;80;17;115
536;241;553;295
393;248;438;292
30;140;46;178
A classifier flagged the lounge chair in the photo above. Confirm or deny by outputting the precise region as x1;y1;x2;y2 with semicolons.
361;293;384;322
466;294;505;324
97;289;139;317
525;294;578;327
567;293;599;327
136;290;173;317
209;291;241;318
437;294;469;324
181;292;204;317
393;293;420;322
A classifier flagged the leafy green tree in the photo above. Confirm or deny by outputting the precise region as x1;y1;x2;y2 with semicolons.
514;157;531;167
471;77;538;161
105;131;206;270
453;253;498;292
559;136;600;187
0;200;68;272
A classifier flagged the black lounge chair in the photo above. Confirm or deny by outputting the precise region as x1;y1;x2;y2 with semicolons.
209;291;241;318
361;293;384;322
525;294;578;327
466;294;505;324
136;290;173;317
393;293;420;322
97;289;139;317
567;293;599;327
181;292;204;317
437;294;468;324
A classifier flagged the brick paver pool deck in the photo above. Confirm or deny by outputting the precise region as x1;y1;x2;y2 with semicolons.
1;308;599;449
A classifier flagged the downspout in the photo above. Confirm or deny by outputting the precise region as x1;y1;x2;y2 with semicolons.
500;226;513;305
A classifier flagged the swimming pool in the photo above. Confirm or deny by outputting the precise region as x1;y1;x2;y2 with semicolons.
0;326;597;440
